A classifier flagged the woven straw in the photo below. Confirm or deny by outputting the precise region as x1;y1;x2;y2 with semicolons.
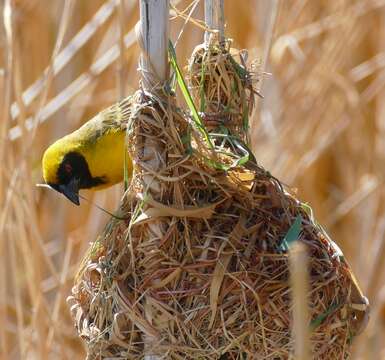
69;40;369;359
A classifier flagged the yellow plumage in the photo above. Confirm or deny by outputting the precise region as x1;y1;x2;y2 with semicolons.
42;97;133;204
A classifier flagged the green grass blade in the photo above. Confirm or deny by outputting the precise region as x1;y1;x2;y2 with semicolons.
285;215;302;246
280;215;302;250
168;41;213;149
310;303;340;330
229;53;248;80
123;149;129;191
199;60;206;113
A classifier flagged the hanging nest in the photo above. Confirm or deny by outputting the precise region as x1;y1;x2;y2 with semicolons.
187;37;259;143
68;40;369;359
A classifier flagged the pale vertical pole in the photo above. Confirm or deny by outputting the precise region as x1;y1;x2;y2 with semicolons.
204;0;225;45
0;1;12;357
289;242;311;360
117;0;127;100
137;1;170;358
139;0;170;92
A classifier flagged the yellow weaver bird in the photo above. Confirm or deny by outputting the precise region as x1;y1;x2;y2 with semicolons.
42;97;133;205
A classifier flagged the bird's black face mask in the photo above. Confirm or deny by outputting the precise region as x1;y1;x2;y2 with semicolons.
49;178;80;206
49;151;106;206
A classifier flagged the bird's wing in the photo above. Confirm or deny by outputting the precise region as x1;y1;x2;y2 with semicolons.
100;95;134;130
84;96;134;144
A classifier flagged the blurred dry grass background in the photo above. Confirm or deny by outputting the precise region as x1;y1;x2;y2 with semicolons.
0;0;384;358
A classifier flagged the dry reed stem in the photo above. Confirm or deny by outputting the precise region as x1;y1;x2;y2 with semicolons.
1;1;14;355
137;1;170;358
117;0;127;100
289;242;310;360
204;0;224;45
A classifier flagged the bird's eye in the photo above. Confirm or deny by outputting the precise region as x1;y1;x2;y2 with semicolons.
64;163;73;174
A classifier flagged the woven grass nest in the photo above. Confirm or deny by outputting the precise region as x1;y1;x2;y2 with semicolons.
68;41;369;359
187;39;259;143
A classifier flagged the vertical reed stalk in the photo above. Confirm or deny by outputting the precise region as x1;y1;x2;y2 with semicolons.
137;1;170;358
0;1;13;356
117;0;126;100
289;242;311;360
204;0;224;45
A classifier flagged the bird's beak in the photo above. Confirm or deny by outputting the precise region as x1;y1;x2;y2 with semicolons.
49;178;80;206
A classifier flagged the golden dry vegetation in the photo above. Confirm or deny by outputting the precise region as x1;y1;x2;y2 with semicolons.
0;0;384;359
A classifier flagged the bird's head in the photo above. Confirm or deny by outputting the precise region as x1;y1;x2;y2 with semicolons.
42;137;107;205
